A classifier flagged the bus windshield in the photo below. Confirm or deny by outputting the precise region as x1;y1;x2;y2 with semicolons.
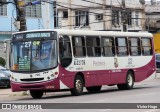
11;40;57;71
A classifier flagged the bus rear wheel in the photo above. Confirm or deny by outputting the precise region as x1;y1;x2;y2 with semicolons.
30;90;43;99
117;71;134;90
71;75;84;96
86;86;102;93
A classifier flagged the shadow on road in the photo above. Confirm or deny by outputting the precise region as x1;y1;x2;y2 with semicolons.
0;87;10;89
16;85;155;101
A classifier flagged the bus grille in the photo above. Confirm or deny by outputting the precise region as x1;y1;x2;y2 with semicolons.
20;85;44;89
20;78;44;82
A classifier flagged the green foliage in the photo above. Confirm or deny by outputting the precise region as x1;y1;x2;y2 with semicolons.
0;57;6;67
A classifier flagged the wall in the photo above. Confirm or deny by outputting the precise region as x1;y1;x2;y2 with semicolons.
56;0;145;31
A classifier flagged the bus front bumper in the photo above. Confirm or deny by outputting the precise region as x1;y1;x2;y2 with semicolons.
11;79;60;92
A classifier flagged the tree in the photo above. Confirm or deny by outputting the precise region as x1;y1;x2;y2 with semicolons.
0;57;6;67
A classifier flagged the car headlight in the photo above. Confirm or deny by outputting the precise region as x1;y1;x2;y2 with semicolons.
0;73;6;77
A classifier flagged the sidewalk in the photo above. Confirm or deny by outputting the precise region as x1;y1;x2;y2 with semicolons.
0;87;29;101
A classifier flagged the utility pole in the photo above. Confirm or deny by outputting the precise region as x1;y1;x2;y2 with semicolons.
15;0;26;31
0;0;27;31
121;0;127;32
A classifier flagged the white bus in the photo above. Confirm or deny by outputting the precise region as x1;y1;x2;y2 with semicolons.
10;29;156;98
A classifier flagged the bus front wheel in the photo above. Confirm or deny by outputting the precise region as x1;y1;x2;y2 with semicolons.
71;75;84;96
30;90;43;99
117;71;134;90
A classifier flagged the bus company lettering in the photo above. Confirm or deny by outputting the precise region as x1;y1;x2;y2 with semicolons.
74;59;85;65
93;61;105;66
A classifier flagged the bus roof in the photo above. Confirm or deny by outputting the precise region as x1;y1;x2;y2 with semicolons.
13;29;153;38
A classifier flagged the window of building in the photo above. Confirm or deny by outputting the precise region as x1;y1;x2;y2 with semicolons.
141;38;152;56
129;37;141;56
116;37;128;56
95;14;103;20
63;11;68;19
126;10;132;25
135;11;139;26
86;36;101;57
0;1;7;16
101;37;115;56
72;36;86;57
25;0;42;18
112;10;119;25
75;11;89;26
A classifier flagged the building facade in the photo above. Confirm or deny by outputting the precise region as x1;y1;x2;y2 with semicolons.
145;0;160;33
0;0;54;65
55;0;146;31
0;0;54;41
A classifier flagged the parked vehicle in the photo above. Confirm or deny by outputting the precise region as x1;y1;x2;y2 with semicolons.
155;54;160;73
0;70;10;87
0;66;11;75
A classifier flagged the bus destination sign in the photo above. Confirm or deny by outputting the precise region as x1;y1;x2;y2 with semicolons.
26;32;51;38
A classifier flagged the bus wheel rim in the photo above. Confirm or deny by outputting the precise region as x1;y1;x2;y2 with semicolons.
127;74;133;86
75;80;82;92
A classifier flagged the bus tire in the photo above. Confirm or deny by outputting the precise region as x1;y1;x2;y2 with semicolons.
117;71;134;90
70;75;84;96
30;90;43;99
86;86;102;93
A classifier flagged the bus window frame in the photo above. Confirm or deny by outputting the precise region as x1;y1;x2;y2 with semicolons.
86;36;101;57
101;36;115;57
128;37;141;56
59;35;72;68
141;37;153;56
115;37;128;56
72;36;86;58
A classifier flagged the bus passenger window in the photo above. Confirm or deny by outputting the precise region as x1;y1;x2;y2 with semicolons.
59;36;72;67
72;36;86;57
129;37;141;56
101;37;115;56
116;37;128;56
86;36;101;57
141;38;152;56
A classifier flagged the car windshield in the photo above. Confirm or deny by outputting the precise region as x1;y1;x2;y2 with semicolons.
10;40;57;71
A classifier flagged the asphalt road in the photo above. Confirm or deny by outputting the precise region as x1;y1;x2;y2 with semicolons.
0;78;160;112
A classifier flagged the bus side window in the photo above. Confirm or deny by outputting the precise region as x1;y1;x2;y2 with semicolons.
101;37;115;56
72;36;86;57
59;36;72;67
116;37;128;56
141;38;153;56
86;36;101;57
129;37;141;56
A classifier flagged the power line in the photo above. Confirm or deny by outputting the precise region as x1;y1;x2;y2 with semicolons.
60;20;113;28
80;0;143;9
56;3;112;17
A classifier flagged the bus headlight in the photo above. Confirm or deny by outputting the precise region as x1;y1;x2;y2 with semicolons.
47;77;50;80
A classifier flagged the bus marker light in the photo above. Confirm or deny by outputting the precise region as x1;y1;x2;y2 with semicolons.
51;74;55;77
47;77;50;80
55;72;58;75
11;76;14;80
